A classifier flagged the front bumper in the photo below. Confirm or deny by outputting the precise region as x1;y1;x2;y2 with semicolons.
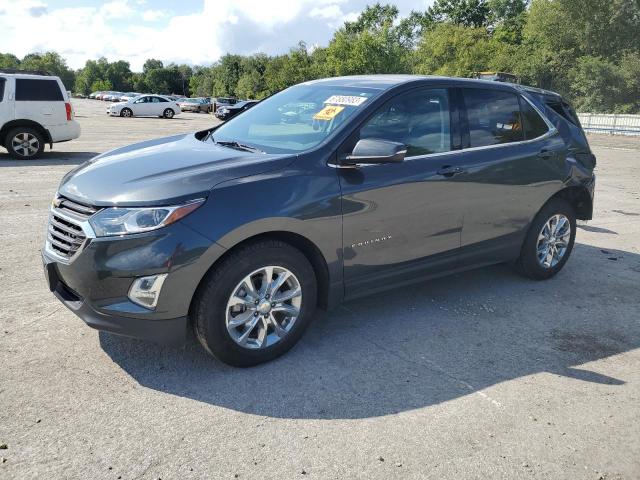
42;220;226;346
45;261;188;345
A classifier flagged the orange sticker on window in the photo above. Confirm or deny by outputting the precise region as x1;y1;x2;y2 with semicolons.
313;105;345;121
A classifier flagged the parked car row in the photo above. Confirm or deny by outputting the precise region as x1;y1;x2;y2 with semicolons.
88;91;259;120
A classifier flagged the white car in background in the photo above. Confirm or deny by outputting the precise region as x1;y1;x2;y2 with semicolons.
0;70;81;159
107;95;181;119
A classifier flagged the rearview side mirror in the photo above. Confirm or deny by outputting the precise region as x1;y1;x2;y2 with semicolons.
344;138;406;165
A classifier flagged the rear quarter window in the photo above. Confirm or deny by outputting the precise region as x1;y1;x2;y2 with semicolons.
15;78;64;101
547;100;581;127
0;78;5;102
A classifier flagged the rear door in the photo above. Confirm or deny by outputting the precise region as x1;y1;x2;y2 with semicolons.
14;77;66;130
0;76;14;126
455;87;564;264
149;96;166;115
339;87;467;298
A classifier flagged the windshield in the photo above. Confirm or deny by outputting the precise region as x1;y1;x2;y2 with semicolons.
212;84;381;153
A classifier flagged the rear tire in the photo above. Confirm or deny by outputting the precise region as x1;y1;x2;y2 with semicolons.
163;108;175;119
514;198;576;280
5;127;45;160
192;240;317;367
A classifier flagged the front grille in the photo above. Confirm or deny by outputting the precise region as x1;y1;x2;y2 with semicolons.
46;196;99;261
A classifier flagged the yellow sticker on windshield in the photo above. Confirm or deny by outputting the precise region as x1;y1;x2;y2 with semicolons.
313;105;345;121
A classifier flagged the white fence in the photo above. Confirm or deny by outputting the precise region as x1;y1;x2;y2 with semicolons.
577;113;640;136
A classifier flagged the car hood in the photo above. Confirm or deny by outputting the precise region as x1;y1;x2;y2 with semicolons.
58;133;295;207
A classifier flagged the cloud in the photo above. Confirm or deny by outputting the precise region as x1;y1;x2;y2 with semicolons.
0;0;433;70
142;9;169;22
99;0;134;19
309;5;343;20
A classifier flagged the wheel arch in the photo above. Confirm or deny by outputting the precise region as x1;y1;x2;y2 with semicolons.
1;120;52;147
548;185;593;220
190;231;332;315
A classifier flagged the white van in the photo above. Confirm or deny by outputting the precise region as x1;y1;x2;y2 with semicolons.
0;69;81;159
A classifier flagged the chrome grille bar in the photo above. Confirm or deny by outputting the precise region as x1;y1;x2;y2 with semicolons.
45;196;99;263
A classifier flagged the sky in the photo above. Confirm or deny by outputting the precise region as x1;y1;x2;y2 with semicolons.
0;0;434;71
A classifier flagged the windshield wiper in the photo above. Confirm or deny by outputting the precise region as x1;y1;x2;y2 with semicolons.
214;139;264;154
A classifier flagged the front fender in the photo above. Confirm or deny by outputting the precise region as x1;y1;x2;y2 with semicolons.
181;161;344;305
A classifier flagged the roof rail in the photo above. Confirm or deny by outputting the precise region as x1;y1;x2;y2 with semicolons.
0;68;52;76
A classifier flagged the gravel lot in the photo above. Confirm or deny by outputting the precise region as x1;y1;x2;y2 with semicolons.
1;99;639;479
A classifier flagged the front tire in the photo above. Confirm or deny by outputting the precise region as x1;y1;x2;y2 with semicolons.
163;108;175;119
192;240;317;367
5;127;45;159
514;198;576;280
120;108;133;118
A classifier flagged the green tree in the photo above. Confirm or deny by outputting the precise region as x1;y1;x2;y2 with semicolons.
75;59;104;95
325;5;412;76
20;52;75;89
426;0;491;27
522;0;640;103
143;59;163;74
414;23;496;76
132;72;148;93
90;79;112;91
106;60;133;91
0;53;20;69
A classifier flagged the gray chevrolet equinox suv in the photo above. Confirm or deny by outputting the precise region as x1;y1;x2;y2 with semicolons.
43;75;596;366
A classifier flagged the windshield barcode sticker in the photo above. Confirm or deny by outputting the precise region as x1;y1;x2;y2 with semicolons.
324;95;368;107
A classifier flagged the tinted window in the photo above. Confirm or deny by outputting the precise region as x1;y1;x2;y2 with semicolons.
155;96;168;103
463;88;523;147
0;78;5;102
359;88;451;156
15;79;63;101
520;97;549;139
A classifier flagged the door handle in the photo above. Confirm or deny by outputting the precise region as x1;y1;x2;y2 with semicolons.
538;149;553;159
437;165;466;177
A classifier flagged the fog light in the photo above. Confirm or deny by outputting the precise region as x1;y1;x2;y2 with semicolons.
128;274;168;309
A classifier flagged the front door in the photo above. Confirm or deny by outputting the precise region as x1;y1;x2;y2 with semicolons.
132;96;151;116
338;87;467;299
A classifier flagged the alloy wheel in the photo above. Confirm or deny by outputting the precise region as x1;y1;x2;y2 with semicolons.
11;132;39;157
536;214;571;268
225;266;302;349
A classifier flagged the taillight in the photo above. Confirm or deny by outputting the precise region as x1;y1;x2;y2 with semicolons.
65;102;72;121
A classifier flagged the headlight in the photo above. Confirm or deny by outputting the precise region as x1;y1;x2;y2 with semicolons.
89;199;204;237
